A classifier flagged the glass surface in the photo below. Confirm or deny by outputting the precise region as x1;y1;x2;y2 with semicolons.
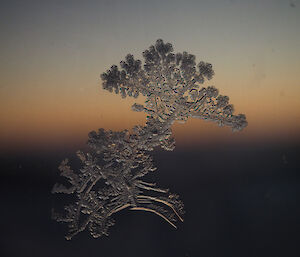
1;1;299;257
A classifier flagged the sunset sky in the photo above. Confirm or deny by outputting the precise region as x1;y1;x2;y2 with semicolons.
1;0;299;153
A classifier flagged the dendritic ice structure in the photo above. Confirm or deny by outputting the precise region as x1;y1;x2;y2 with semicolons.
102;39;247;130
52;39;247;240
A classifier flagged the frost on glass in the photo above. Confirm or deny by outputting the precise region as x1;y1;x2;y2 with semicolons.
52;39;247;240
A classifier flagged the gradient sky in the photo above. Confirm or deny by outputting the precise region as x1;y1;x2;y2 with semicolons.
0;0;299;152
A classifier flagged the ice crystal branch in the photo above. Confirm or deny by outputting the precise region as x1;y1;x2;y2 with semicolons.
101;39;247;131
52;39;247;240
52;128;184;240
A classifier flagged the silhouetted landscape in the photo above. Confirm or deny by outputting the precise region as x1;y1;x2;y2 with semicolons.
1;142;299;257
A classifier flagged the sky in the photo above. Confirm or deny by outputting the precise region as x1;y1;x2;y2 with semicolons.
0;0;300;153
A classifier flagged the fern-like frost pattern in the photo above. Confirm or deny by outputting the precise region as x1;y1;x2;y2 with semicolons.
52;39;247;240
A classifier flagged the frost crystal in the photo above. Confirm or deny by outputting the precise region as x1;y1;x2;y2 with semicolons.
101;39;247;130
52;39;247;240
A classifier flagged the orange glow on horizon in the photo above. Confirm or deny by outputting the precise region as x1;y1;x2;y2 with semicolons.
1;80;300;153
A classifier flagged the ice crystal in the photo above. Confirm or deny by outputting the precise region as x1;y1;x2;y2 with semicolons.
101;39;247;131
52;39;247;240
52;127;183;240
